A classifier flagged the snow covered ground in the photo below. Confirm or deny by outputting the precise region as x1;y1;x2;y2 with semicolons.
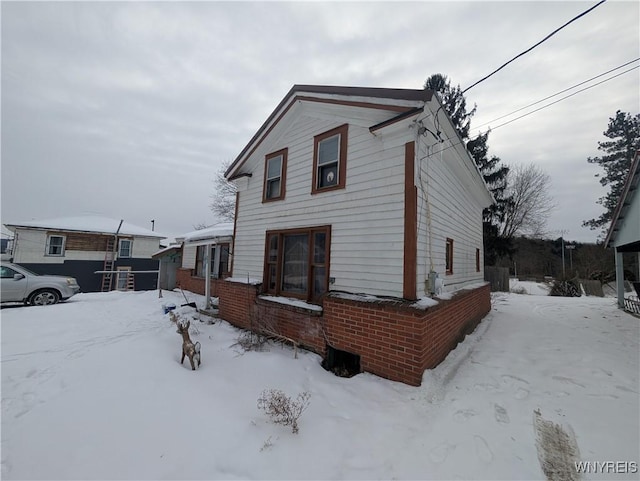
1;287;638;480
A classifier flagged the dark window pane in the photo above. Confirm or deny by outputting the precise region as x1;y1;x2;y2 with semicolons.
318;135;339;165
318;163;338;188
266;178;281;199
314;232;326;264
313;266;326;298
268;264;277;290
282;234;308;294
268;235;278;262
219;244;230;277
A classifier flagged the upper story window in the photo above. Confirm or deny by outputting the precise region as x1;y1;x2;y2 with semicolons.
46;235;65;256
263;148;287;202
118;239;133;258
312;124;348;194
445;238;454;275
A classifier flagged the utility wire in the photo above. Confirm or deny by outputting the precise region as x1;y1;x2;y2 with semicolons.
461;0;608;95
473;57;640;130
432;0;608;135
483;65;638;132
428;64;637;158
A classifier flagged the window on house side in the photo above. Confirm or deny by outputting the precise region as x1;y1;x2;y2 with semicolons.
312;124;348;193
446;238;454;275
195;243;231;278
263;149;287;202
46;235;65;256
264;226;330;303
476;248;481;272
118;239;132;258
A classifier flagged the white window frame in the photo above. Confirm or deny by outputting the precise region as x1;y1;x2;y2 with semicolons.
46;235;66;257
118;239;133;258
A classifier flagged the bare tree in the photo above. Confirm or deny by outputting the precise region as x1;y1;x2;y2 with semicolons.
500;163;555;238
209;160;237;222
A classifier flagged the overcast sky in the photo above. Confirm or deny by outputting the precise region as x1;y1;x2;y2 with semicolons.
2;1;638;244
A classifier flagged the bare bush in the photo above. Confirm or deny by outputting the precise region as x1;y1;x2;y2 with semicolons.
257;389;311;434
549;279;581;297
233;330;269;353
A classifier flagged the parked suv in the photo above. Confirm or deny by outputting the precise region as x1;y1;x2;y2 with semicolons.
0;262;81;306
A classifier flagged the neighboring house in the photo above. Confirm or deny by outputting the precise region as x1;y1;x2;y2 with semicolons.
216;85;494;386
605;148;640;311
4;216;166;292
175;223;234;298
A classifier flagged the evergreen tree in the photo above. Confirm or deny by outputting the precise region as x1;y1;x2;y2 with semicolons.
424;74;512;264
424;73;476;140
466;132;513;264
583;110;640;231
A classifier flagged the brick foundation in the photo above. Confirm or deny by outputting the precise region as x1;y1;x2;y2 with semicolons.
176;268;226;298
218;280;491;386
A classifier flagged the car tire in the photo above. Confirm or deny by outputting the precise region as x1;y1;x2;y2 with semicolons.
29;289;61;306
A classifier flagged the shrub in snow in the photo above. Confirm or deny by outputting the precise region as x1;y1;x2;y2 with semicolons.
257;389;311;434
549;279;581;297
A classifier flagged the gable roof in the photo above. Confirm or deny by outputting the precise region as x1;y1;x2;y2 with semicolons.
4;215;166;239
225;85;434;180
605;148;640;249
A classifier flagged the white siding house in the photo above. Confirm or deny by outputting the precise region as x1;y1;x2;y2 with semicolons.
226;85;493;302
4;216;166;292
605;149;640;309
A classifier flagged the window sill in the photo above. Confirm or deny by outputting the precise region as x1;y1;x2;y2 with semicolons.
257;295;323;314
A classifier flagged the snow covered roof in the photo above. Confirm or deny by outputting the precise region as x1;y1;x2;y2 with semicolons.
4;216;166;239
179;223;234;243
151;244;182;258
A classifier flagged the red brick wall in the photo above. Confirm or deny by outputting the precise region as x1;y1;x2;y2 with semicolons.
218;280;491;386
217;279;258;330
324;284;491;385
176;268;226;298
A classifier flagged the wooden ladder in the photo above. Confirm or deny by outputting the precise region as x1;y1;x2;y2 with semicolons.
126;273;135;291
101;237;116;292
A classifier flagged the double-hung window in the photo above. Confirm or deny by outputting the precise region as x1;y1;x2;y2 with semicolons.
445;238;454;275
264;226;330;303
312;124;348;193
118;239;132;258
46;235;65;256
263;149;287;202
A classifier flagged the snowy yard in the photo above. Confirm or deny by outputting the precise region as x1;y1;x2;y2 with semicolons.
1;286;638;480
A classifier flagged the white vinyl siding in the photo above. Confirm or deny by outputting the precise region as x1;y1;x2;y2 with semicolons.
415;136;486;293
230;98;490;299
232;107;406;298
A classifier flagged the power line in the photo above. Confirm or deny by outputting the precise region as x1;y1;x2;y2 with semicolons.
473;58;640;130
428;63;636;158
431;0;608;136
481;65;638;132
461;0;608;95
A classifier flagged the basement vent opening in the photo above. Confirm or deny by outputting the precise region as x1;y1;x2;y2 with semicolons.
322;345;361;378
